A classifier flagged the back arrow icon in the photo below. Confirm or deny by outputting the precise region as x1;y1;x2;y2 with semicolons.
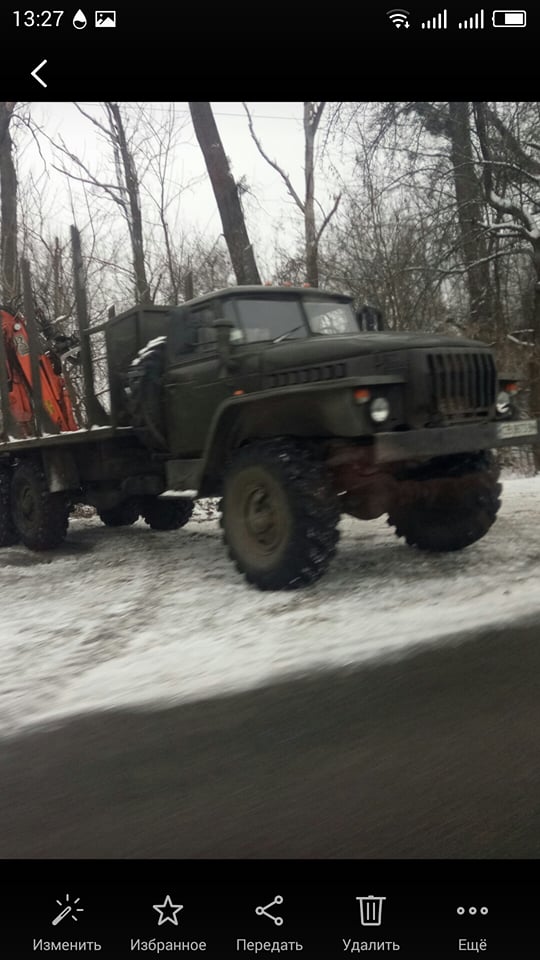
31;59;47;88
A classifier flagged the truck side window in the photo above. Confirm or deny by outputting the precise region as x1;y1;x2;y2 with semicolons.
169;306;217;359
222;300;246;342
191;307;218;353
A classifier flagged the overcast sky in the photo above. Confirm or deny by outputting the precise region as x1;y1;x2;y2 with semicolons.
18;102;327;271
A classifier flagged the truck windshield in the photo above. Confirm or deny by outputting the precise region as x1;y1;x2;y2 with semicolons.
232;298;307;343
229;297;358;343
304;300;358;335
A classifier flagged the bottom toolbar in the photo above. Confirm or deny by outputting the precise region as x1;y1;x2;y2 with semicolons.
4;882;536;959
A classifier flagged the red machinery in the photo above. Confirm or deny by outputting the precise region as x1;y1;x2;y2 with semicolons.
0;307;78;436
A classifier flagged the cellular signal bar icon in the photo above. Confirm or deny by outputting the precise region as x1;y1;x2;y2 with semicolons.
421;8;447;28
458;9;485;28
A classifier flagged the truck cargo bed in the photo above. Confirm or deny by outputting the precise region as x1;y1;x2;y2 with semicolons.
0;425;135;455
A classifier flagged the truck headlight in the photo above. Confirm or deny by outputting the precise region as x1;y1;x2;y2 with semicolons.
496;391;511;415
370;397;390;423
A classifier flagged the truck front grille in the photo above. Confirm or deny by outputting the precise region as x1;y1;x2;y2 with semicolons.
427;352;496;421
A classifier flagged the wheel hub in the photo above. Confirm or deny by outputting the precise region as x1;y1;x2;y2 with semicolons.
244;485;282;550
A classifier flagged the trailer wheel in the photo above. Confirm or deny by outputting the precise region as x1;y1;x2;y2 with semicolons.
98;499;140;527
0;465;20;547
141;497;194;530
11;461;69;550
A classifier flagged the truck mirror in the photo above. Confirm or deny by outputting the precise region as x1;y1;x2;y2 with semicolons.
357;305;384;332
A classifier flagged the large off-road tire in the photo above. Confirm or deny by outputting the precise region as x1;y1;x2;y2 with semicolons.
387;451;502;552
222;439;340;590
11;461;70;550
0;465;20;547
125;339;167;448
98;499;141;527
141;497;194;530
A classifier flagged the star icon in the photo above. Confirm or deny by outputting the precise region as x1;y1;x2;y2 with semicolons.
153;894;183;926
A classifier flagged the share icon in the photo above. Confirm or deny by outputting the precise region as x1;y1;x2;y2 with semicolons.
255;895;284;926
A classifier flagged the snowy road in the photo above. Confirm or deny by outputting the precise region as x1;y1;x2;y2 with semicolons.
1;475;539;735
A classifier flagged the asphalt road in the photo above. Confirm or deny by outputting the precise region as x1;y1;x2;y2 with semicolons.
1;616;539;858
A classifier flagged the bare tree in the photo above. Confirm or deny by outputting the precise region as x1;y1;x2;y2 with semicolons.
321;152;449;332
473;101;540;467
243;101;340;287
446;102;495;341
51;102;151;304
133;104;208;304
335;102;535;339
372;102;497;341
189;102;261;286
105;102;150;303
0;102;18;302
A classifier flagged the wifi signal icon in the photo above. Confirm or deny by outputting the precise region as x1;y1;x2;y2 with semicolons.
387;8;410;28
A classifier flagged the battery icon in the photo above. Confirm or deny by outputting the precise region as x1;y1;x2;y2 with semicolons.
492;9;527;26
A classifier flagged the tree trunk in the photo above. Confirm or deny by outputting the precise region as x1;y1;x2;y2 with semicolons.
448;102;493;341
106;103;151;304
189;102;261;286
53;237;62;318
0;102;18;303
471;101;540;472
304;104;319;287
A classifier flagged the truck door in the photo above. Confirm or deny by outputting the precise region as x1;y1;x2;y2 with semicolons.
163;305;230;457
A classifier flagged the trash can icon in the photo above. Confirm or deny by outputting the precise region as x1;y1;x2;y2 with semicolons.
356;896;386;926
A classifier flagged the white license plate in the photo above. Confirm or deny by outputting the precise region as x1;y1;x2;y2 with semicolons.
497;418;537;439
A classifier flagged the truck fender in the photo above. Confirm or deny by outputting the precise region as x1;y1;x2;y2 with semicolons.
197;384;348;496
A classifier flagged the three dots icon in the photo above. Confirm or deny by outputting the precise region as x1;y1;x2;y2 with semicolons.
457;906;488;916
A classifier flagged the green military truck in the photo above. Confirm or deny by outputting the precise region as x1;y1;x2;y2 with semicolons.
0;263;537;590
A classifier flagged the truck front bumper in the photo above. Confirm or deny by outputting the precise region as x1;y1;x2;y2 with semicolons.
374;418;538;464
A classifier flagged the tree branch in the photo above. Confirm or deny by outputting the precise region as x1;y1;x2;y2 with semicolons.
473;102;538;238
242;101;305;213
315;193;341;244
484;105;540;176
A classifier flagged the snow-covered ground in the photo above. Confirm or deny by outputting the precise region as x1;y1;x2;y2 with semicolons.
1;476;539;735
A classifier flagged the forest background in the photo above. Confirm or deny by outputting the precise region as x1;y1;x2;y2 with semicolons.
1;101;539;470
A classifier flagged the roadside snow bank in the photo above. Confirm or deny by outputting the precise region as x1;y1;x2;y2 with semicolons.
1;476;539;733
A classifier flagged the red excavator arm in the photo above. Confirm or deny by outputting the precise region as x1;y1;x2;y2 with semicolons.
0;308;78;436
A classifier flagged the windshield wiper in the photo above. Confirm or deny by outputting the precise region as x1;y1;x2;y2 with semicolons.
272;325;304;344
